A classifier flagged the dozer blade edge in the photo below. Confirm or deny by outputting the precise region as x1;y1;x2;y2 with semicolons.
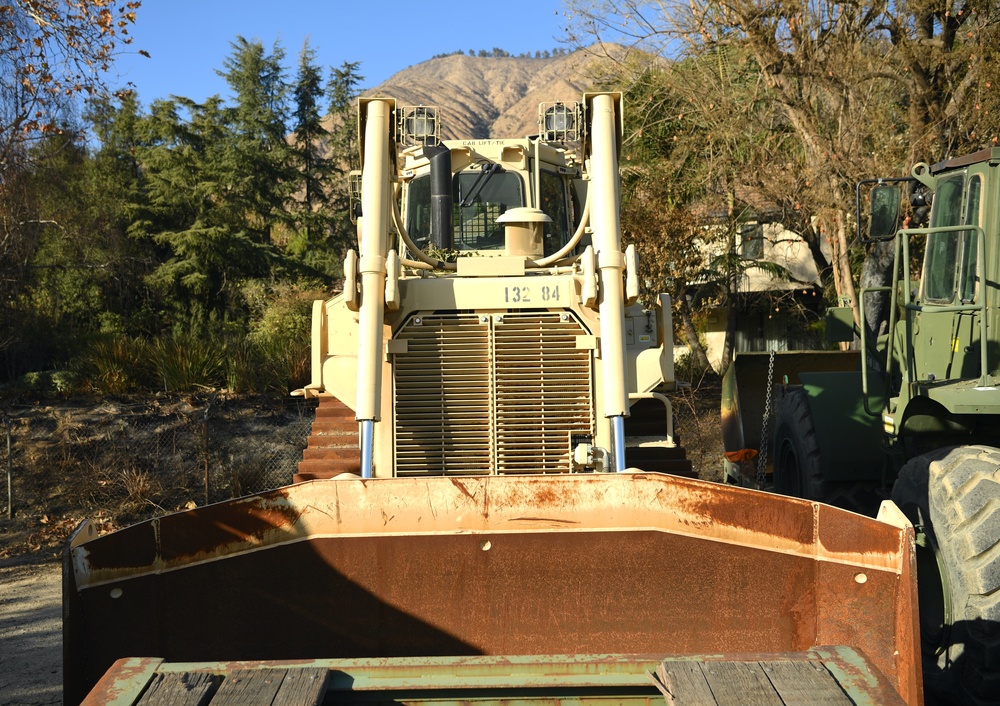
64;472;921;705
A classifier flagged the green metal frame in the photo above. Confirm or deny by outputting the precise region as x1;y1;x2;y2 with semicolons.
860;223;989;428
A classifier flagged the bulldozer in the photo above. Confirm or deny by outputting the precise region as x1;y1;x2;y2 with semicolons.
723;150;1000;704
65;93;923;706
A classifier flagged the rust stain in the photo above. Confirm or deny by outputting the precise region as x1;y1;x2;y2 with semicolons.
80;657;159;706
817;503;900;558
449;477;479;502
509;516;580;525
529;483;561;508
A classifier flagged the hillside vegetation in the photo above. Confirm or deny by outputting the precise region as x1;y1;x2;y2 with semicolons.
0;41;622;396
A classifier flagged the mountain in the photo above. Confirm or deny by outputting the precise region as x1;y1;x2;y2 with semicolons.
364;44;632;140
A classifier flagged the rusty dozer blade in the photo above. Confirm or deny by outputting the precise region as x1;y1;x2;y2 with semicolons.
63;473;921;706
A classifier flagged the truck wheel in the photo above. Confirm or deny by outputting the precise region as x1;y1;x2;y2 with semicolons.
772;388;828;500
891;445;1000;705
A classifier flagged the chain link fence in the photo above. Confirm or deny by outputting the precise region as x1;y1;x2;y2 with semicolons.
2;395;318;522
1;385;724;525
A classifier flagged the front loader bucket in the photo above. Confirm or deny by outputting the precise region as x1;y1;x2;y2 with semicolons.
64;473;921;705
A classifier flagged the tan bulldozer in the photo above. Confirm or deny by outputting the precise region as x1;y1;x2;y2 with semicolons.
65;93;923;706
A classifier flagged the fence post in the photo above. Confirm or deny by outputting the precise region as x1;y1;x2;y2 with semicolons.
203;403;211;506
4;413;11;520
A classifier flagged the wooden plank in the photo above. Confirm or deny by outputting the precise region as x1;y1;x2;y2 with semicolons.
651;661;717;706
761;660;854;705
270;668;330;706
136;672;218;706
700;662;783;706
210;669;285;706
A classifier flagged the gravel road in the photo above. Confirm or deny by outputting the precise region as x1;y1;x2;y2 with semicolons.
0;560;62;706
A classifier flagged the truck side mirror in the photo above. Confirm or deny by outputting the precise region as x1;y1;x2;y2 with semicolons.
868;185;901;241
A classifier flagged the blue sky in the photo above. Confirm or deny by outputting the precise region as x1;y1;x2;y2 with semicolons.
113;1;574;106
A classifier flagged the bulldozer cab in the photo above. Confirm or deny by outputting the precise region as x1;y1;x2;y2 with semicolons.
394;101;587;257
402;142;582;255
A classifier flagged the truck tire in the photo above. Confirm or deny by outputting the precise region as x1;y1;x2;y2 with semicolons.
891;445;1000;705
772;388;828;500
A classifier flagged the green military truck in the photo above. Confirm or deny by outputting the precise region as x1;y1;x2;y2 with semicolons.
723;148;1000;705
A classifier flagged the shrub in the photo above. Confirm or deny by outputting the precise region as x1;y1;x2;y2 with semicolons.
79;335;153;394
153;332;227;392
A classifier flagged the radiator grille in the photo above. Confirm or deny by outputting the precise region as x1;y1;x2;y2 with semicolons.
393;311;594;475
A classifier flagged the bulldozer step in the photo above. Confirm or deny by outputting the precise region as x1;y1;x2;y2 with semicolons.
309;421;359;435
297;397;361;480
293;459;362;482
625;444;695;477
303;446;361;460
306;434;359;447
315;401;355;419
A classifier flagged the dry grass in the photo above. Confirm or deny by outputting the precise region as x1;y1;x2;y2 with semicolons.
0;384;725;562
668;373;725;482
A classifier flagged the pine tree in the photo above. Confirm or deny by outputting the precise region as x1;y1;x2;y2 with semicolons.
323;61;364;264
286;40;337;271
83;93;159;334
218;36;294;246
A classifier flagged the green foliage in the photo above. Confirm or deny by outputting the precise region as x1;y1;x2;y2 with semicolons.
221;336;309;396
153;333;228;393
244;281;315;347
80;335;153;395
132;87;284;331
242;281;317;393
0;32;354;390
283;49;360;277
254;336;311;394
16;370;79;395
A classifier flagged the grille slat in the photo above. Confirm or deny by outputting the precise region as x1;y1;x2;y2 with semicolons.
393;311;593;475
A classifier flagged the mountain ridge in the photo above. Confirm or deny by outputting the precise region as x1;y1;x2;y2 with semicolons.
364;44;632;139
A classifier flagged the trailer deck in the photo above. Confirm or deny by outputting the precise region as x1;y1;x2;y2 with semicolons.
82;649;908;706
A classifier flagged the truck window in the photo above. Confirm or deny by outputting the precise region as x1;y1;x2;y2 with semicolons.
958;175;982;302
404;171;525;250
922;175;965;302
405;175;432;246
454;170;524;249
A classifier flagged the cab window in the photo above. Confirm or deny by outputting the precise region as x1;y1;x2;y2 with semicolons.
958;175;982;302
922;174;981;303
454;170;524;249
539;169;571;256
405;171;525;250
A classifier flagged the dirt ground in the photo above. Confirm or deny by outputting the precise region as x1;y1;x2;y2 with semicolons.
0;557;62;706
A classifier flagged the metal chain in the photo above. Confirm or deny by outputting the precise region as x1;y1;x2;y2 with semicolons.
756;350;776;488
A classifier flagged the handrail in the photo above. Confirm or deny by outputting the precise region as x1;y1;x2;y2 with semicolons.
861;223;990;416
900;224;988;388
628;392;675;447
